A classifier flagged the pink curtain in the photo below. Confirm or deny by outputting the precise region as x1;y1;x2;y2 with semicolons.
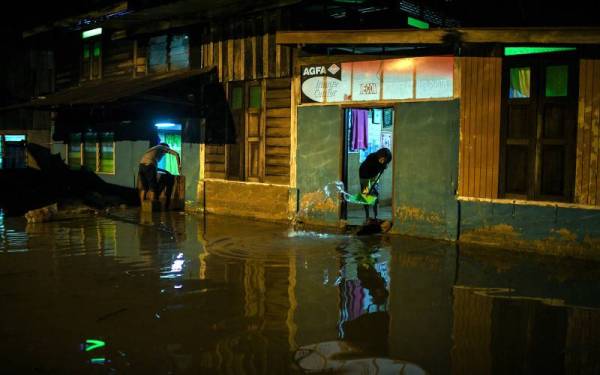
351;109;369;151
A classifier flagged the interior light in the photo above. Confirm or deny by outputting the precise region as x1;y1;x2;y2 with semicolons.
4;135;26;142
407;17;429;30
82;28;102;39
504;46;576;56
155;123;182;130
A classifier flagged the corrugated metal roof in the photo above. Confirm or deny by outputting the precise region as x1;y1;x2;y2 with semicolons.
1;66;216;111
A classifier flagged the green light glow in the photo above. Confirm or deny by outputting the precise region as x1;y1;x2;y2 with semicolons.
85;339;106;352
90;357;106;364
546;65;568;97
82;28;102;39
93;42;101;57
407;17;429;30
504;46;576;56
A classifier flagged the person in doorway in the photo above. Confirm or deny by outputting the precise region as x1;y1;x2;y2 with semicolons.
138;143;181;201
359;147;392;223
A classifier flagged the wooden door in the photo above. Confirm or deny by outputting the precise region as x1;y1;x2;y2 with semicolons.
246;82;263;181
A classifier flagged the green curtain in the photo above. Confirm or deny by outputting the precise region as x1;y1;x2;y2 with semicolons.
163;133;181;175
546;65;568;97
509;67;530;98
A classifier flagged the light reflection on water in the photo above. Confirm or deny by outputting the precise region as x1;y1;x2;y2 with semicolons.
0;210;599;374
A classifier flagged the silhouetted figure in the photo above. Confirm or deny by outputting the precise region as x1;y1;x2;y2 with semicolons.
359;147;392;222
138;143;181;201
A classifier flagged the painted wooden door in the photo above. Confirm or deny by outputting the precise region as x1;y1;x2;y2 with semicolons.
501;56;578;201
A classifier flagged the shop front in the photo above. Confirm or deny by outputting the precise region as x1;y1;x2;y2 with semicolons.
295;56;460;240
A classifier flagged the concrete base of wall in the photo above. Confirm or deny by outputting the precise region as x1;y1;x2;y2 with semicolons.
458;199;600;261
200;179;293;222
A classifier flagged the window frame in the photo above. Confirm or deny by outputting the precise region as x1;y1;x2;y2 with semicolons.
67;132;116;175
222;80;267;182
147;33;190;75
499;53;579;202
81;36;102;81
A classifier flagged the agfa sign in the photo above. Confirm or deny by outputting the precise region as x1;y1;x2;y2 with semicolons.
301;63;342;103
302;64;341;79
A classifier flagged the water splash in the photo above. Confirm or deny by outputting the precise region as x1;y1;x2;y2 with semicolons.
292;181;349;229
287;229;335;239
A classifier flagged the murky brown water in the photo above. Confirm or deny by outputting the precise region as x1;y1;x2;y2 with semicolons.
1;210;599;374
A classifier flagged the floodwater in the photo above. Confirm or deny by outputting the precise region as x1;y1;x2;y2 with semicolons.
1;210;599;374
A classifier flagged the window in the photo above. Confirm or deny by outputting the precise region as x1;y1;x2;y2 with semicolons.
68;133;82;169
545;65;568;97
82;37;102;81
68;132;115;174
509;67;531;98
148;34;189;74
0;135;27;169
99;133;115;173
83;132;97;171
501;57;578;201
249;85;261;108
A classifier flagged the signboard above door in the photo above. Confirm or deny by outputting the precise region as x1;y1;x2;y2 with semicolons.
300;56;454;104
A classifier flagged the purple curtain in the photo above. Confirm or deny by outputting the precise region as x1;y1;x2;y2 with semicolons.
351;109;369;151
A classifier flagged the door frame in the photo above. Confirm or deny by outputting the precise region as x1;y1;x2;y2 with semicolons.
340;105;396;222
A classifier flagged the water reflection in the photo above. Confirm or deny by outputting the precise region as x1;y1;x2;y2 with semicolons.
337;243;390;353
0;211;599;373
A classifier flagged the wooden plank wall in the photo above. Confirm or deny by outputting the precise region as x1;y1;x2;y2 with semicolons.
205;145;226;179
32;50;54;96
202;9;293;184
103;38;134;81
54;36;80;91
575;59;600;205
202;17;291;82
265;78;291;184
458;57;502;198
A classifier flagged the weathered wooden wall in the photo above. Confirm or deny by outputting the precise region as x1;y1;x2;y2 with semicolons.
205;145;226;179
458;57;502;199
199;11;292;82
54;35;80;91
202;10;293;185
103;38;134;80
264;78;291;184
575;59;600;206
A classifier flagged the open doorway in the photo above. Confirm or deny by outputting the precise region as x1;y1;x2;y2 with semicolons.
342;108;394;225
155;123;182;175
0;135;27;169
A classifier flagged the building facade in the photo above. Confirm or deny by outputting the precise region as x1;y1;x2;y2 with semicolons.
276;28;600;258
5;1;600;257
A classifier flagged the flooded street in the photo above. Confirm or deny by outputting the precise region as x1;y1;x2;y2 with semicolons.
1;210;599;374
